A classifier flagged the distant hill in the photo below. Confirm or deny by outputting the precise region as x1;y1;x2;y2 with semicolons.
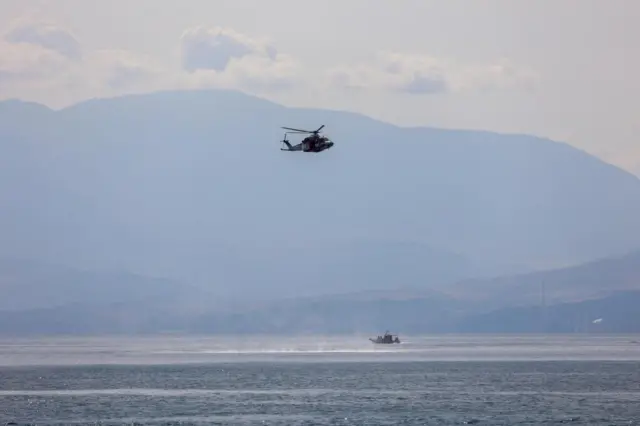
0;258;217;336
191;249;640;335
456;291;640;333
1;89;640;301
0;286;465;336
0;302;195;335
0;258;215;312
2;251;640;335
4;290;639;335
443;249;640;311
189;287;466;335
189;291;640;335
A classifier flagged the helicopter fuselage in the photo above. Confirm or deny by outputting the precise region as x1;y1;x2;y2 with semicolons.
281;135;334;153
302;136;334;152
280;125;334;153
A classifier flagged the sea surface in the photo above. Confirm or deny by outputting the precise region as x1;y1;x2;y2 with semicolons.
0;335;639;425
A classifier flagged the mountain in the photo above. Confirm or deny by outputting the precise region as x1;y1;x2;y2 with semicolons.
2;89;640;301
0;302;195;335
0;258;215;312
0;258;217;336
442;249;640;311
193;250;640;335
190;249;640;335
190;290;640;335
2;250;640;335
456;291;640;333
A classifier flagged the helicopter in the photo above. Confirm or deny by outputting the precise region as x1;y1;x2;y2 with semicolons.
280;125;334;153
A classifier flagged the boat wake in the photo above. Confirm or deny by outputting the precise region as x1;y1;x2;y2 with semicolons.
2;335;639;366
152;346;410;355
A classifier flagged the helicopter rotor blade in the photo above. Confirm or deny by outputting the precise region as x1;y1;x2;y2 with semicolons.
282;125;325;134
282;127;312;133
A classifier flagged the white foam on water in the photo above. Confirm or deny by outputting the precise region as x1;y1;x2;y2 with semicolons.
0;334;638;366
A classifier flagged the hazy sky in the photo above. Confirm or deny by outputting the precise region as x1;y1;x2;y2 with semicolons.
1;0;638;175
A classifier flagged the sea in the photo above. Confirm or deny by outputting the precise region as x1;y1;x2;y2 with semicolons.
0;334;638;425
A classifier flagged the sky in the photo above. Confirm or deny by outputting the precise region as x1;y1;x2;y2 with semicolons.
1;0;639;176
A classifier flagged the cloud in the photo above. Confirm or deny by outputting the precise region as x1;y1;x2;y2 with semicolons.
377;52;449;94
88;49;165;91
4;21;82;60
180;26;276;72
179;26;299;91
0;21;80;87
0;19;301;106
455;59;540;93
0;21;301;107
184;53;299;92
327;52;538;94
0;20;165;106
0;39;69;83
0;20;535;107
326;52;450;94
5;20;542;106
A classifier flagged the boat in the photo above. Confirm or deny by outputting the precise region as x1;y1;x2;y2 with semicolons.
369;331;400;344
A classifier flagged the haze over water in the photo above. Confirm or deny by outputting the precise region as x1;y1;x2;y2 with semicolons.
1;335;640;366
0;335;638;424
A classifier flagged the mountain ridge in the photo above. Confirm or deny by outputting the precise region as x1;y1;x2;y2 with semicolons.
7;88;636;178
443;248;640;310
2;88;640;301
1;247;639;335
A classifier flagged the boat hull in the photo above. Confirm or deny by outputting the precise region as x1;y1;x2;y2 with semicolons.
369;337;400;344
